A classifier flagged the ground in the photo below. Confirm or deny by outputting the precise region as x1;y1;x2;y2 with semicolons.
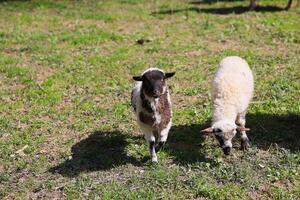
0;0;299;199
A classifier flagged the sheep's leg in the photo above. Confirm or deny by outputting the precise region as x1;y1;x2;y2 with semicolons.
140;124;158;162
151;129;163;152
155;141;165;152
149;141;158;163
155;122;171;152
236;112;250;151
249;0;257;10
285;0;293;10
145;132;158;162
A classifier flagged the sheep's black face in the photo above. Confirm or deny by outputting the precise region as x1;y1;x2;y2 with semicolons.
201;122;250;156
133;70;175;98
142;71;165;98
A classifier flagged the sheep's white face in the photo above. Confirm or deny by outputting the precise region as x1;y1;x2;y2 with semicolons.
212;122;237;155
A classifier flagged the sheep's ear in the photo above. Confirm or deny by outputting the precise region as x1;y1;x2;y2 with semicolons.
237;127;250;132
200;127;214;134
132;76;143;81
165;72;175;79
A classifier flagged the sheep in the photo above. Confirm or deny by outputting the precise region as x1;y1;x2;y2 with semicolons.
131;68;175;162
249;0;300;10
201;56;254;155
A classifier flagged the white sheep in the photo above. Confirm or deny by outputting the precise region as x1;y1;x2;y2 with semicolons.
131;68;175;162
201;56;254;155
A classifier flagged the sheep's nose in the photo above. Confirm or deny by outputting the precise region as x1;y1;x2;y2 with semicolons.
223;147;231;155
153;89;160;96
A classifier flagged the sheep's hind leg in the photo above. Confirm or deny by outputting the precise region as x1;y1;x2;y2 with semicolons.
236;112;250;151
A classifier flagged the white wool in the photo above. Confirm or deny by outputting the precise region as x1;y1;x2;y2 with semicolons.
211;56;254;129
131;81;142;114
141;67;164;75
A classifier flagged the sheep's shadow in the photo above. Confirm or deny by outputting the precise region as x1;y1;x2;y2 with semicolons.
49;130;144;177
169;113;300;159
165;122;217;165
167;112;300;163
49;112;299;177
152;5;284;15
247;113;300;152
49;123;215;177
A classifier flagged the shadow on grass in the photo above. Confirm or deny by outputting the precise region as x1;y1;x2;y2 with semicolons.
49;131;144;177
49;123;215;177
189;0;245;4
247;113;300;152
49;113;299;177
167;113;300;165
166;122;217;165
152;5;284;15
0;0;30;2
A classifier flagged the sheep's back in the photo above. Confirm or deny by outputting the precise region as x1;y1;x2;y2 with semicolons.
131;82;142;113
212;56;254;113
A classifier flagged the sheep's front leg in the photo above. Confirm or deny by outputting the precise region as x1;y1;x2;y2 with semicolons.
156;122;171;152
145;133;158;163
149;141;158;162
155;141;165;152
155;133;166;152
236;112;250;151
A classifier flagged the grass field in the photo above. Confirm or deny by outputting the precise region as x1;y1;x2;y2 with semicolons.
0;0;299;199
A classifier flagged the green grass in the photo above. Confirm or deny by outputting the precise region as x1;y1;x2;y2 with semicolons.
0;0;299;199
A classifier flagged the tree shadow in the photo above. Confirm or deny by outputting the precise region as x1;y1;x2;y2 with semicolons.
49;130;144;177
152;5;284;15
247;113;300;152
0;0;30;2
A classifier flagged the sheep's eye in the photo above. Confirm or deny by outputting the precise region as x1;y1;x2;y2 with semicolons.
215;135;224;145
214;128;222;133
215;135;221;141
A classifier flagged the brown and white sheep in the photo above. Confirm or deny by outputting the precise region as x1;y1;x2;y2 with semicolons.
131;68;175;162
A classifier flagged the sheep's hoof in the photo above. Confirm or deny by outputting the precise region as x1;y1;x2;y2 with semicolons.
240;140;250;151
